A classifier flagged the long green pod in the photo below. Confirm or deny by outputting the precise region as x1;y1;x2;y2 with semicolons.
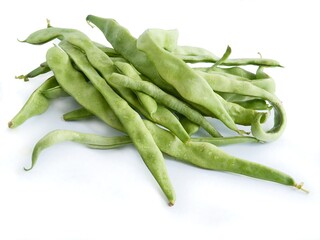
173;45;282;67
25;129;131;171
109;78;190;143
113;61;189;142
195;69;276;94
108;73;221;137
198;71;286;142
216;94;267;126
45;46;124;132
57;41;176;205
8;76;58;128
143;120;300;187
86;15;175;93
137;29;241;134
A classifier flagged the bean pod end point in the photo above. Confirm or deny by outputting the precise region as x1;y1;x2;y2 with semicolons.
294;182;309;194
8;121;14;128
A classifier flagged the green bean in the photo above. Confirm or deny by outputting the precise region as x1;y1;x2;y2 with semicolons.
108;72;222;137
27;121;305;193
8;76;58;128
15;62;50;81
25;129;131;171
195;69;276;94
112;61;189;142
63;108;94;121
143;120;302;188
15;18;301;205
109;80;190;143
137;29;242;134
217;95;268;126
86;15;175;93
208;45;232;70
56;40;176;205
256;66;270;79
173;45;282;67
198;71;286;142
45;46;124;132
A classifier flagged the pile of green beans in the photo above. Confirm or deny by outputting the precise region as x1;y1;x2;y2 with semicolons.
9;15;307;206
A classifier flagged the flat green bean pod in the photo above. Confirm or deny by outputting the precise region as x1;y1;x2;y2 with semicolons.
143;120;302;188
9;76;58;128
173;45;282;67
108;72;222;137
198;71;286;142
86;15;175;93
137;29;241;134
25;129;131;171
57;40;176;205
46;45;124;132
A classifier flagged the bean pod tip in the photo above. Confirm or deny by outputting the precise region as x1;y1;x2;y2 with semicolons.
294;182;309;194
8;121;14;128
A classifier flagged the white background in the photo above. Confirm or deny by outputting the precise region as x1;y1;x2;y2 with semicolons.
1;0;319;239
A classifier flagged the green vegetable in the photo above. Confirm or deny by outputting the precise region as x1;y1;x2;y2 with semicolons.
9;15;307;206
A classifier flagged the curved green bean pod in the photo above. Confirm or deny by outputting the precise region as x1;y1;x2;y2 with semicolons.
26;121;304;194
198;71;286;142
137;29;241;134
46;46;124;132
110;81;190;143
108;73;221;137
25;129;131;171
8;76;58;128
195;69;276;94
173;46;282;67
56;41;176;205
219;95;268;126
86;15;175;93
143;120;299;187
208;45;232;70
